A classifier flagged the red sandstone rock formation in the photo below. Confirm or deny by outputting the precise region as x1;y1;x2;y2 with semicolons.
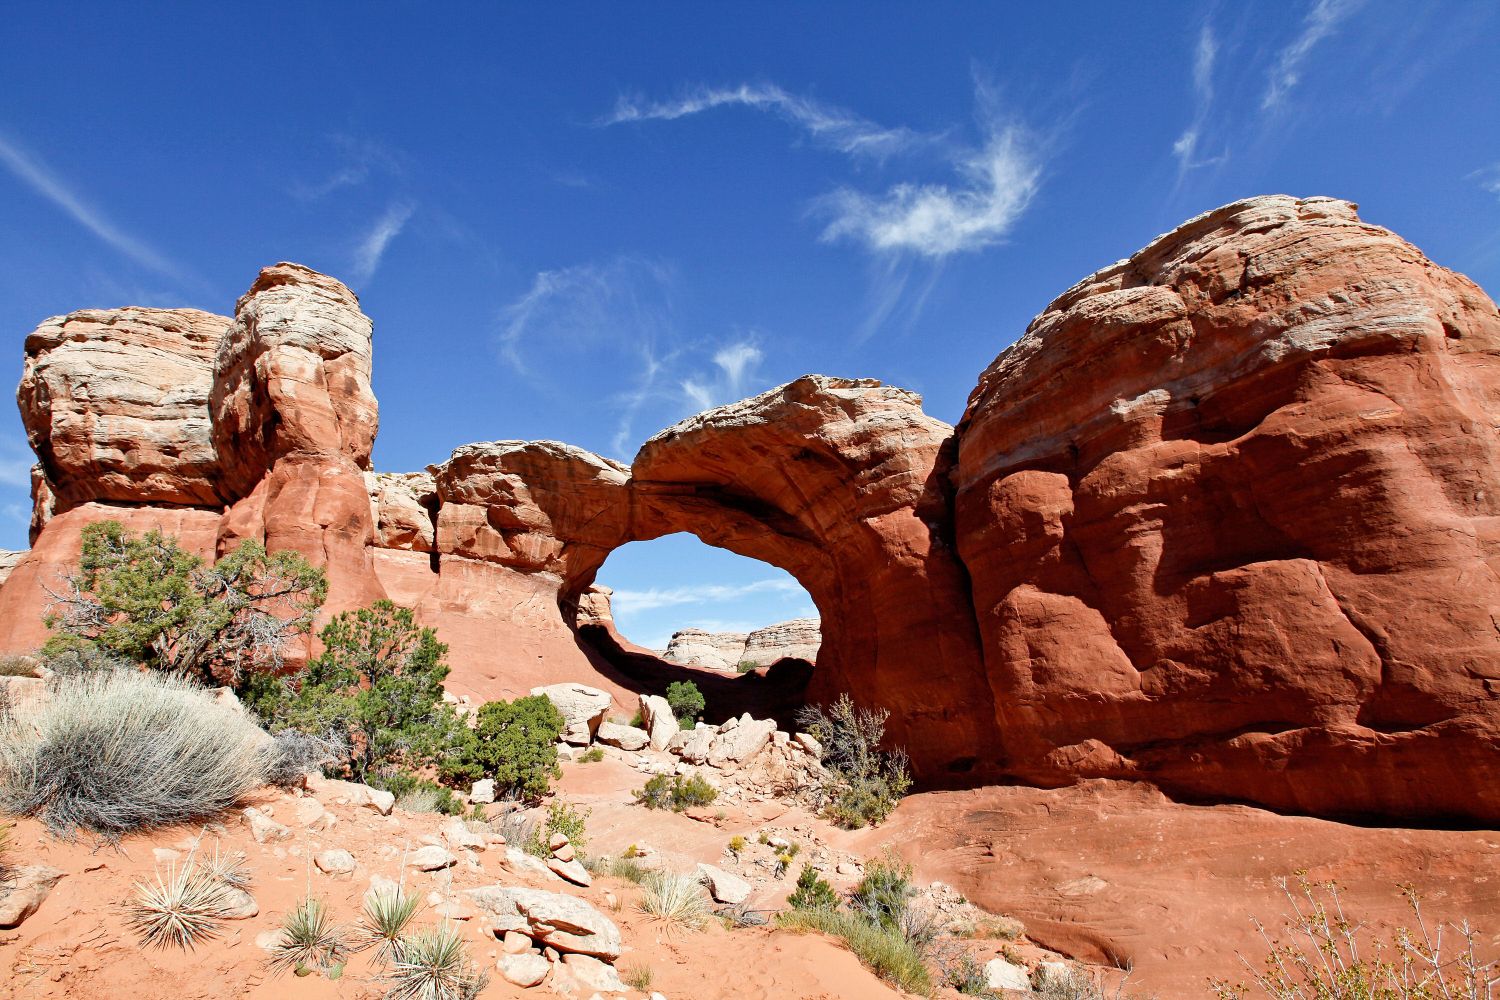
955;195;1500;821
2;196;1497;823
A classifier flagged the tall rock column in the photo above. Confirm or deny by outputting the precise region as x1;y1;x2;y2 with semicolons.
211;263;386;615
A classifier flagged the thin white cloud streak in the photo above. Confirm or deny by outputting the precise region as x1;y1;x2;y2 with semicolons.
1173;24;1229;172
0;445;33;489
818;126;1040;257
606;83;925;161
611;578;804;614
350;201;415;285
680;338;764;411
1475;164;1500;200
0;132;182;279
1263;0;1364;111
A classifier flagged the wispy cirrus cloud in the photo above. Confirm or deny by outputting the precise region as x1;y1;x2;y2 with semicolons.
606;80;1044;260
0;131;184;279
817;126;1040;258
1173;24;1229;173
0;437;34;489
349;201;415;286
611;578;804;614
1473;163;1500;201
606;82;926;161
680;339;764;410
291;134;405;201
496;258;773;456
1262;0;1364;111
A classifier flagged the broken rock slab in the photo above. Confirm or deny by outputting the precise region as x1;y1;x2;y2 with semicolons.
596;721;649;751
465;885;622;960
530;682;611;745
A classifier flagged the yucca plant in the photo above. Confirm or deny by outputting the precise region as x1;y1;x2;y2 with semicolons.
270;896;349;978
126;860;231;950
200;844;251;891
639;870;711;930
385;923;488;1000
358;885;421;967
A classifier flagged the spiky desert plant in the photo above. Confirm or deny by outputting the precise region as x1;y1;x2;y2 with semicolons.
639;870;711;930
358;885;421;967
270;896;348;977
200;844;252;890
126;860;231;950
386;923;488;1000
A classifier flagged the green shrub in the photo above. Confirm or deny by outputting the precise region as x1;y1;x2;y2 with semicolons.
735;660;759;674
728;835;746;855
248;600;466;784
931;940;996;996
524;800;590;857
796;694;912;829
635;773;717;812
44;521;326;686
0;668;274;837
787;865;839;911
579;746;605;763
665;680;705;722
777;907;931;994
439;694;564;799
848;855;917;931
356;885;419;967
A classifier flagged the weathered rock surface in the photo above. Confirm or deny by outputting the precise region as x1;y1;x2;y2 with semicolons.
708;714;776;767
661;617;821;670
596;721;650;751
531;682;612;745
638;694;677;751
465;885;622;959
954;195;1500;821
0;549;22;588
661;627;750;670
0;866;65;929
4;196;1499;822
696;863;752;904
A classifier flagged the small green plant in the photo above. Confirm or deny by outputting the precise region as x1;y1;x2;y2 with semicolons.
604;855;650;885
623;843;641;858
665;680;705;722
270;896;349;978
774;851;795;878
357;885;421;967
385;922;488;1000
777;907;931;994
635;773;718;812
200;845;251;890
640;870;711;929
728;835;746;855
757;831;770;845
439;694;566;799
1209;873;1499;1000
849;855;917;930
931;940;996;996
524;800;590;857
796;693;912;829
579;746;605;763
735;660;759;673
787;865;839;911
126;860;231;950
621;962;654;991
372;772;465;815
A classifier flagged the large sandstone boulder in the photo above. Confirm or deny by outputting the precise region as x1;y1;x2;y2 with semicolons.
708;714;777;767
465;885;621;959
530;682;612;745
742;617;820;666
953;195;1500;822
662;627;750;670
638;694;677;751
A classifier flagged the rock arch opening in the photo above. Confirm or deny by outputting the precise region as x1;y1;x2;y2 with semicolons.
576;533;820;725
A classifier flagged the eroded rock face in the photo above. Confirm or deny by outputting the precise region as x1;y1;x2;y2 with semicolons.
954;195;1500;821
19;308;229;508
661;627;750;669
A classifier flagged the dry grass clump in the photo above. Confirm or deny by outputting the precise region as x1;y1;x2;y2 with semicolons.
778;906;932;994
0;654;37;677
1210;873;1499;1000
385;922;488;1000
0;668;274;837
639;870;712;929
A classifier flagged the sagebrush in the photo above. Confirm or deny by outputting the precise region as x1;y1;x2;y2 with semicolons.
0;668;274;837
796;693;912;828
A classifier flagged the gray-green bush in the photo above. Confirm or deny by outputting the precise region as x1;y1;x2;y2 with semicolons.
0;668;275;837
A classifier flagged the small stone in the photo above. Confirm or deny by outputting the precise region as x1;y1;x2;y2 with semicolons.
294;798;328;828
409;846;458;871
443;817;486;852
561;953;627;992
836;862;859;876
255;929;286;952
552;843;576;863
498;952;550;988
0;867;65;929
793;732;822;757
470;779;496;804
315;849;356;876
549;832;570;851
434;901;471;921
986;956;1030;992
502;930;533;955
548;857;592;886
217;888;259;919
242;807;290;844
696;863;751;904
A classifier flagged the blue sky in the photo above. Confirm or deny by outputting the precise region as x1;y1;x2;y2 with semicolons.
1;2;1497;649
